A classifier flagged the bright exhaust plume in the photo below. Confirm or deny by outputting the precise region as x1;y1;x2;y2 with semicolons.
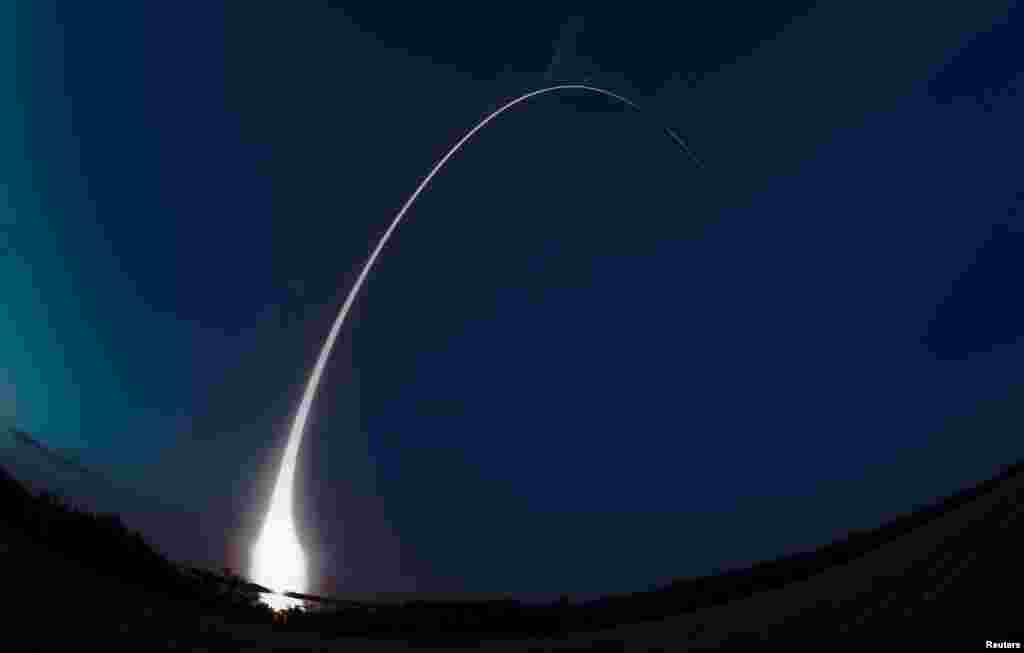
251;418;307;610
248;84;701;611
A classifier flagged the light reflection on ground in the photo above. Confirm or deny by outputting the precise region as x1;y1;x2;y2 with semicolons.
258;592;305;612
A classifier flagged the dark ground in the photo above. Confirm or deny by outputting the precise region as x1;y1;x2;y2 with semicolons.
4;456;1023;650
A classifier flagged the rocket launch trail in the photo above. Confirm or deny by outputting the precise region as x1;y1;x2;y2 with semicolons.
250;84;704;606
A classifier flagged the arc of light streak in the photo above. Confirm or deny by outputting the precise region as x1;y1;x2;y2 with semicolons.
290;83;701;464
257;84;703;598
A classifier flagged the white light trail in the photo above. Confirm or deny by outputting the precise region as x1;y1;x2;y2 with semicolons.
250;84;702;609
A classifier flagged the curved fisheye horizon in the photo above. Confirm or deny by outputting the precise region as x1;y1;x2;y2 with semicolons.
5;2;1022;648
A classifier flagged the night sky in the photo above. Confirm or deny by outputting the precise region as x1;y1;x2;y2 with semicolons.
4;2;1023;601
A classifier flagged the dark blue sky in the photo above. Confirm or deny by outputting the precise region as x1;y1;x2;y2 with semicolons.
4;1;1023;599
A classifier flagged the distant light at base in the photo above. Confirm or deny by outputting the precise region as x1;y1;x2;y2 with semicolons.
250;452;308;611
261;592;306;612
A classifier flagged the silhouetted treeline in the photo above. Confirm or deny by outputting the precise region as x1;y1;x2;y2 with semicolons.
573;457;1024;632
753;479;1024;646
3;454;1021;644
0;463;271;621
264;458;1024;643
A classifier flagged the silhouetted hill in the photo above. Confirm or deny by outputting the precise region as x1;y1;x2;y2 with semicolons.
0;460;248;604
212;458;1024;647
0;426;224;572
3;428;1022;649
